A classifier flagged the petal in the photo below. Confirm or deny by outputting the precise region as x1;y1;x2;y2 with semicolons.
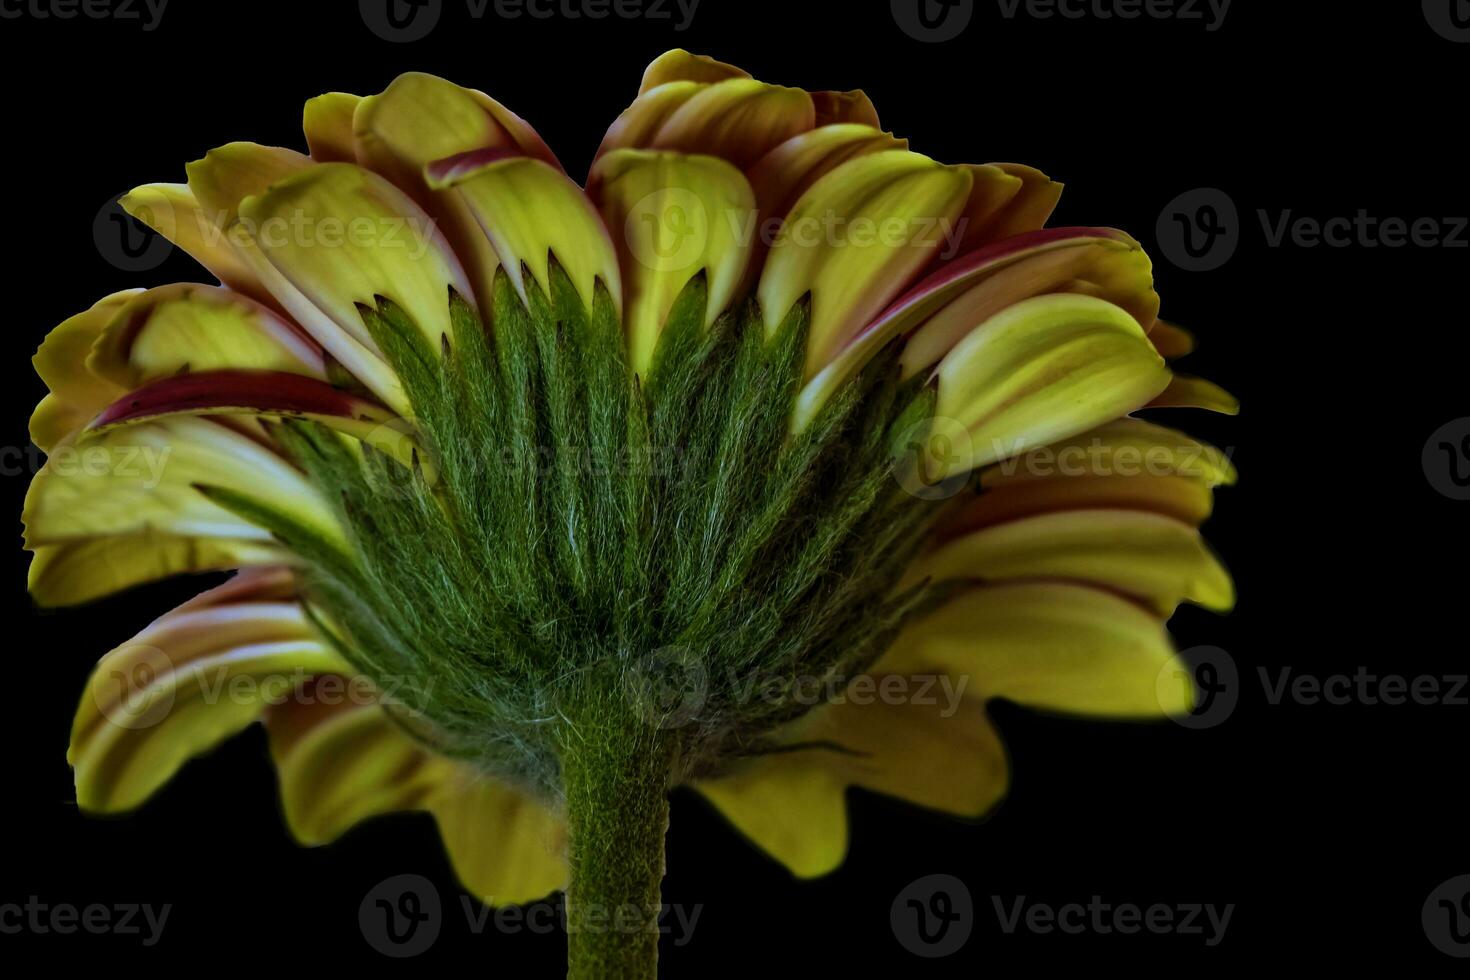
87;369;392;432
746;124;908;224
905;508;1235;614
590;149;755;372
947;163;1063;255
119;184;271;305
303;92;362;163
792;228;1156;431
24;416;345;552
187;142;312;227
1147;374;1241;415
28;535;284;608
267;696;456;846
68;587;345;811
236;163;476;411
267;696;568;905
930;294;1172;476
595;81;702;162
810;89;881;128
1148;319;1195;360
875;581;1193;718
758;150;973;381
86;283;325;389
649;79;815;169
432;773;569;906
639;50;751;93
697;692;1007;875
30;291;135;450
428;151;620;316
694;754;848;878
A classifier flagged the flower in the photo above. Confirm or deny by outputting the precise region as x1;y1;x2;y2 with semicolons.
26;49;1235;975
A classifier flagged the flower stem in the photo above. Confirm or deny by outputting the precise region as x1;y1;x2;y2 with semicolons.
561;722;673;979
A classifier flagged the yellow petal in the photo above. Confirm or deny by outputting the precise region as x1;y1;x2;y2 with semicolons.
30;291;135;450
303;92;362;163
432;773;569;906
1148;374;1240;415
591;149;755;372
119;184;270;305
981;418;1237;489
949;473;1218;530
1148;319;1195;360
187;142;312;227
746;124;908;224
650;78;815;169
429;153;620;316
268;697;568;905
24;417;345;553
877;582;1193;718
86;283;325;389
930;294;1172;476
810;89;881;129
638;49;750;93
69;586;345;812
236;164;475;412
595;81;702;162
906;508;1235;614
758;150;973;379
28;534;284;608
696;692;1007;876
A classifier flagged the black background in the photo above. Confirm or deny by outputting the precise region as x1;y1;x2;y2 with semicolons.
2;0;1466;972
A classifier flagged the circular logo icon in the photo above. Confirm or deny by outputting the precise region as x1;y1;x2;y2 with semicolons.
359;874;442;957
893;415;974;500
1424;0;1470;42
1424;875;1470;957
360;0;442;42
1158;645;1238;729
625;646;708;730
892;874;973;957
891;0;974;42
623;187;712;275
360;417;441;500
1423;418;1470;500
1155;188;1239;272
93;646;176;731
93;193;173;273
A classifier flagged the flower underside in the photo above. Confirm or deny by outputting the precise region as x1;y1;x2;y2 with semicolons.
25;49;1237;977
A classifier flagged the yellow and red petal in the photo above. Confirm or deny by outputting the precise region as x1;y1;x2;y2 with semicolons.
30;291;135;451
68;576;345;812
28;535;285;608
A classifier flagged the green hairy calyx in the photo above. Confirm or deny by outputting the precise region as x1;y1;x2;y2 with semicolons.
217;261;951;798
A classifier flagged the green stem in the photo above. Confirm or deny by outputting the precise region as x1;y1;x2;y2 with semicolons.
561;724;673;979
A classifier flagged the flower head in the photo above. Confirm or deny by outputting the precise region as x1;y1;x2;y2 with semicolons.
26;49;1235;974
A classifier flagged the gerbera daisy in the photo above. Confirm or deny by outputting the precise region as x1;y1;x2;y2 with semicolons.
25;49;1236;977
